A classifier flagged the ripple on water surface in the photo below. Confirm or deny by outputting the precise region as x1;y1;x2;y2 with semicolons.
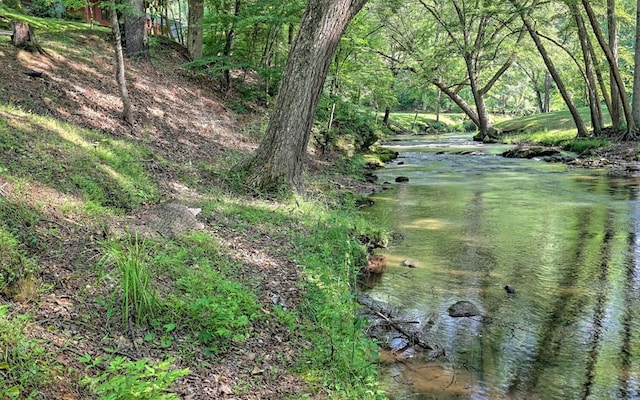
365;134;640;399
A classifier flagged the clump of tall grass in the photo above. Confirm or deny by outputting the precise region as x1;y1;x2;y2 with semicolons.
100;234;159;325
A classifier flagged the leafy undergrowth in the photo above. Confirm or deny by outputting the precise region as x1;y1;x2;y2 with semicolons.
0;8;384;400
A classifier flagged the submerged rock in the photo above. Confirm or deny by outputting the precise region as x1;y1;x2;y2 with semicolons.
447;300;483;318
395;176;410;183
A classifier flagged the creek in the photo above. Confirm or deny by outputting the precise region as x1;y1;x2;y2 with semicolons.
362;132;640;399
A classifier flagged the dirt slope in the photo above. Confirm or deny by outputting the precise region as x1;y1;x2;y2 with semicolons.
0;27;326;399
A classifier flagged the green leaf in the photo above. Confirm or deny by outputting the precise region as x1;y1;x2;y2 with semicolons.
3;386;20;397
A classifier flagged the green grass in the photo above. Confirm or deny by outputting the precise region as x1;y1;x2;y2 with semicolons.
100;234;160;325
0;104;159;213
0;202;40;293
0;305;53;399
292;207;384;399
388;111;467;130
0;4;104;34
562;138;610;154
138;231;261;356
501;128;579;145
496;106;612;144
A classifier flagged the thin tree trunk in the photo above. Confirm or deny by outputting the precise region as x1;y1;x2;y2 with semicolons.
582;0;635;137
570;2;602;136
163;0;170;37
383;106;390;126
544;70;551;113
111;7;134;125
239;0;369;192
591;41;612;123
608;0;622;132
512;0;589;138
222;0;241;91
632;0;640;131
436;90;441;122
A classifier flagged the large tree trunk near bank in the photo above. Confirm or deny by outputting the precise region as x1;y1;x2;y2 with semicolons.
111;8;134;125
238;0;369;192
187;0;203;59
124;0;148;60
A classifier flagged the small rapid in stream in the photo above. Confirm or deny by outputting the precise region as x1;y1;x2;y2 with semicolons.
362;133;640;400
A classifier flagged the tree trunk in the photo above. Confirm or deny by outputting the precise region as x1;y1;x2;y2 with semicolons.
571;2;602;136
466;60;494;141
512;0;589;138
591;40;612;124
432;79;480;128
436;89;441;122
534;84;543;113
111;8;134;125
582;0;635;137
544;70;551;113
11;21;46;54
222;0;241;91
124;0;148;60
632;0;640;131
383;106;390;126
187;0;203;59
608;0;622;132
238;0;369;192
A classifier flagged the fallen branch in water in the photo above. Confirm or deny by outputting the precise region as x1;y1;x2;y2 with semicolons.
358;293;434;352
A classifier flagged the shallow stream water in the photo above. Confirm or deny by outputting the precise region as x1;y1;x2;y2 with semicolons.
363;133;640;399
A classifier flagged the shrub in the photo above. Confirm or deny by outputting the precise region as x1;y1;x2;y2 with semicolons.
80;355;188;400
462;119;477;132
28;0;65;18
315;96;381;154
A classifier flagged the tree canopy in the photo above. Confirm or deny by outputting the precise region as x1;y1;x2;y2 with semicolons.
45;0;640;189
